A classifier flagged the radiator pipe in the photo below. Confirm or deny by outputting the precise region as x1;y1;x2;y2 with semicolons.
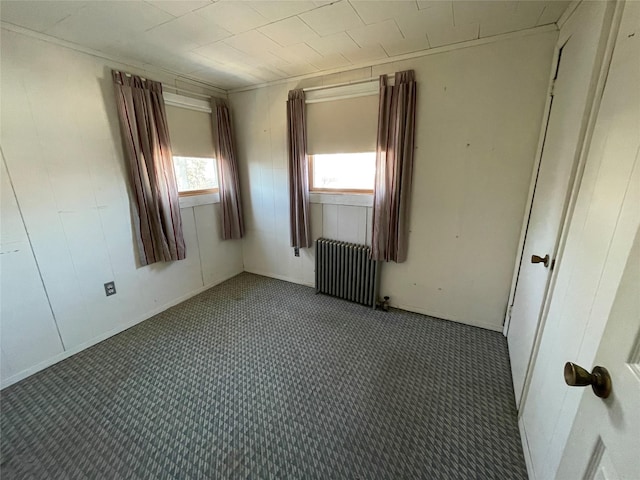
378;296;390;312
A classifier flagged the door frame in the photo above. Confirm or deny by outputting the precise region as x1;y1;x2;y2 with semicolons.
502;0;623;411
502;3;581;338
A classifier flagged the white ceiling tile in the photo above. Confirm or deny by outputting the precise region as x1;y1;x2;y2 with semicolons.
245;1;317;21
271;43;324;65
347;19;404;48
306;32;360;55
428;21;479;48
277;62;319;76
192;42;254;65
381;36;431;57
349;0;418;25
120;30;198;57
342;44;388;64
299;1;364;36
310;53;352;71
146;1;212;18
452;1;515;26
190;49;282;84
536;1;570;25
395;4;451;39
193;1;269;34
3;0;569;90
44;2;174;50
0;1;88;32
145;13;232;47
480;1;546;37
224;30;283;56
258;16;320;46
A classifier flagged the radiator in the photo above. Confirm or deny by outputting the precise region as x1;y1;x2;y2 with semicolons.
315;238;380;308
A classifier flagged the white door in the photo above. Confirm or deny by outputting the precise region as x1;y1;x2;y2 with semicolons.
507;0;616;406
520;2;639;478
557;226;639;480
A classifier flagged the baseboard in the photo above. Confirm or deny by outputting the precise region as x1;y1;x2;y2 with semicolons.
519;416;536;480
245;269;503;332
0;270;242;390
243;268;315;288
391;302;504;332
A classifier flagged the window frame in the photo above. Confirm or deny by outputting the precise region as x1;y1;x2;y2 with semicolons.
307;154;375;195
178;186;219;197
171;155;219;198
164;92;220;201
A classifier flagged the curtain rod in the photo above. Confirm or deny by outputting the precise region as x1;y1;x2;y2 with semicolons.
302;74;392;93
161;84;214;100
117;71;215;100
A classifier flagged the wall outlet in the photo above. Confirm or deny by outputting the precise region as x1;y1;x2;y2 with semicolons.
104;281;116;296
294;247;300;257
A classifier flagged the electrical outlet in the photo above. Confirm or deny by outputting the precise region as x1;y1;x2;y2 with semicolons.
294;246;300;257
104;281;116;296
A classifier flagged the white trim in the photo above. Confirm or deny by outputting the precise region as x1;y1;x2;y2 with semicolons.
246;269;503;332
228;24;558;94
164;92;212;112
2;20;558;96
503;42;561;337
519;417;537;480
0;21;226;96
516;0;623;414
304;80;378;104
390;302;504;332
179;192;220;208
557;0;582;30
0;270;242;390
244;269;315;288
309;192;373;207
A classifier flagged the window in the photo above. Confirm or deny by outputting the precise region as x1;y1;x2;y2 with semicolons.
164;96;218;197
309;152;376;193
172;156;218;196
305;84;378;195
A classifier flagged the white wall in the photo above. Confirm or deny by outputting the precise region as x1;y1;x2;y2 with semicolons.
230;30;557;331
0;29;244;387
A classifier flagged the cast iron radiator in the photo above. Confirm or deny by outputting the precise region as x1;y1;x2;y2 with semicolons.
315;238;380;308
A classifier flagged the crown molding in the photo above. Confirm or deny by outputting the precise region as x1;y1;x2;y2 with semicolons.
0;21;227;96
557;1;582;30
2;20;559;97
227;23;559;94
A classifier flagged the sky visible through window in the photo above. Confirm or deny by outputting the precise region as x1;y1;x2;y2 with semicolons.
312;152;376;191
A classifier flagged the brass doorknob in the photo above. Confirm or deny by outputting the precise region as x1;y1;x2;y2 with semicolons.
531;254;550;267
564;362;612;398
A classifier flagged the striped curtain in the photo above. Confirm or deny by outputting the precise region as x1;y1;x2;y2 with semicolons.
287;89;312;249
213;98;244;240
112;70;186;266
371;70;417;263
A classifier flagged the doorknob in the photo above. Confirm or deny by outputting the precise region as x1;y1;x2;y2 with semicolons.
564;362;612;398
531;254;550;267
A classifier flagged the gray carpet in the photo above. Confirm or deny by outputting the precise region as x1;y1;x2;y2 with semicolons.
1;273;526;479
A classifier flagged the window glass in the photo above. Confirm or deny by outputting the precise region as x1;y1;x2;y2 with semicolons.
310;152;376;192
173;156;218;194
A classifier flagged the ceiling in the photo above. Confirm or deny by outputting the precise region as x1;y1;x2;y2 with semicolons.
0;0;569;91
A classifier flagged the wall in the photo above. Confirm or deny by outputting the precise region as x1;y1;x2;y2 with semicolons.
0;29;244;387
230;30;557;331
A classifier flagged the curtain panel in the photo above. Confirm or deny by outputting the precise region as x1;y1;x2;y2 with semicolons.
287;89;312;248
213;98;245;240
371;70;417;263
112;70;186;266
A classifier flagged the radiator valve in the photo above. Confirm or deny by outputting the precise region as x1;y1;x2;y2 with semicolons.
379;296;390;312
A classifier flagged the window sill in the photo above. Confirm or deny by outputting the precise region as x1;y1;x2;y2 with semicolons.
179;192;220;208
309;192;373;207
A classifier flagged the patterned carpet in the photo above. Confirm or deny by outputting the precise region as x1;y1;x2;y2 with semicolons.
1;273;526;479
